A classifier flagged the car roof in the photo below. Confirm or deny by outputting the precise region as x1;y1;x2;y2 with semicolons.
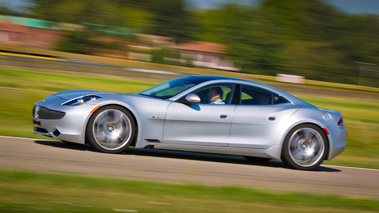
189;75;268;87
192;75;247;81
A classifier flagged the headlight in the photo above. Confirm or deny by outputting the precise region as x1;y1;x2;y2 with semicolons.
62;95;102;106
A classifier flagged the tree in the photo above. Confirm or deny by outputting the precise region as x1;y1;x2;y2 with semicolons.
21;0;379;85
28;0;151;30
147;0;195;41
195;0;379;85
196;3;285;75
56;30;93;54
0;6;25;16
28;0;150;55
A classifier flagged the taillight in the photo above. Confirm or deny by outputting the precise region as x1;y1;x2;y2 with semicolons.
337;117;344;126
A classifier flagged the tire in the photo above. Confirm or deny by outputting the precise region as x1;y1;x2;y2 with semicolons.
86;106;136;154
244;156;271;163
281;124;328;170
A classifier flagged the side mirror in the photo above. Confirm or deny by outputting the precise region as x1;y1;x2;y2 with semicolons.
185;93;201;104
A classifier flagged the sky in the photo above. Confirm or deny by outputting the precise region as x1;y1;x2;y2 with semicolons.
327;0;379;14
188;0;379;15
1;0;379;15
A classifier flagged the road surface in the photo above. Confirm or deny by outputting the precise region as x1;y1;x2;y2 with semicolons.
0;136;378;199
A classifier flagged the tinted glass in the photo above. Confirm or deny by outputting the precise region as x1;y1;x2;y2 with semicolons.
193;84;234;104
139;76;208;99
240;85;289;105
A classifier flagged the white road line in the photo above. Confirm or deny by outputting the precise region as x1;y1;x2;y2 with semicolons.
326;164;379;172
147;201;172;205
113;209;138;213
126;67;181;75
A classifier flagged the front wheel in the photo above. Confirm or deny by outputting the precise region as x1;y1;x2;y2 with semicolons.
86;106;136;154
281;124;328;170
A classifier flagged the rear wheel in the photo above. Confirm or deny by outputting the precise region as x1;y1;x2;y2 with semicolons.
86;106;136;154
281;124;328;170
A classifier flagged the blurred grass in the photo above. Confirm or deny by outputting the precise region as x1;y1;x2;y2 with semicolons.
0;68;156;93
1;44;379;94
0;170;378;213
0;67;378;169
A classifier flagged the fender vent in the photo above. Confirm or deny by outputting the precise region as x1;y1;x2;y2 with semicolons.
145;139;161;143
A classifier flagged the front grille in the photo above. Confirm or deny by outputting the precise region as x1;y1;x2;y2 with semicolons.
35;106;65;119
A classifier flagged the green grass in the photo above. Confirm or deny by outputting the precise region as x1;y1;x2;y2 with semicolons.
2;43;379;94
0;170;378;213
0;67;378;169
0;68;156;93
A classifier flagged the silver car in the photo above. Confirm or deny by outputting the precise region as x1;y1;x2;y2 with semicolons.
32;75;347;170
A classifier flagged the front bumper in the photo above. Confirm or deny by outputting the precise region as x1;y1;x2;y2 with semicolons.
32;104;96;144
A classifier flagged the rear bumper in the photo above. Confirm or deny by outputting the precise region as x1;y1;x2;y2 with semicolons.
327;127;348;160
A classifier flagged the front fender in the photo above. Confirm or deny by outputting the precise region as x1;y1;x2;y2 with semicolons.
88;96;172;148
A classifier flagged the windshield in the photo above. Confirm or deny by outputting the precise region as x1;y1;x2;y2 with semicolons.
139;76;208;99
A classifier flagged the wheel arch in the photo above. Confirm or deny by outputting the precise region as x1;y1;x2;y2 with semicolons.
85;103;139;147
280;122;330;160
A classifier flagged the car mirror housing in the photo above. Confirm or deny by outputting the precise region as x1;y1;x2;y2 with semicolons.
185;94;201;104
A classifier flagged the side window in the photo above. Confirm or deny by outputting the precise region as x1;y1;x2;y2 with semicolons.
273;94;289;104
193;84;234;105
240;85;289;105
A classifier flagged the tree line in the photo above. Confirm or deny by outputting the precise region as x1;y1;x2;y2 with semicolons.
1;0;379;86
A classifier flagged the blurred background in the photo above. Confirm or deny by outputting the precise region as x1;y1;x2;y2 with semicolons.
0;2;378;211
0;0;378;87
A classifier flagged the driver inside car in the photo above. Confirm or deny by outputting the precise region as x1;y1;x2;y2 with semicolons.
208;87;225;104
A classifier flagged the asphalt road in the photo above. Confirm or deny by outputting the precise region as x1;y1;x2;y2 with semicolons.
1;136;378;200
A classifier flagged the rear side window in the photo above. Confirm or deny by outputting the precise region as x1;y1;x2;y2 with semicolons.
273;94;289;104
240;85;289;105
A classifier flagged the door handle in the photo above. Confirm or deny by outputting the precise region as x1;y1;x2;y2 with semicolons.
269;117;276;121
220;115;228;119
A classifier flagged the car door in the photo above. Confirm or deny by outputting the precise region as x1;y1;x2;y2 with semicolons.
163;84;235;147
228;85;294;149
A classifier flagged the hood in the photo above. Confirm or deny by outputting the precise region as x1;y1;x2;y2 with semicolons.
49;90;108;100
